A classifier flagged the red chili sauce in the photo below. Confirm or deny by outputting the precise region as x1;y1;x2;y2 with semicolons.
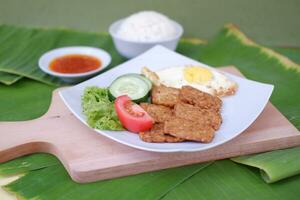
49;54;101;74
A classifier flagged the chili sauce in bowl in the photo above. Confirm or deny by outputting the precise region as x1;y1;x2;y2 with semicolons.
39;46;111;83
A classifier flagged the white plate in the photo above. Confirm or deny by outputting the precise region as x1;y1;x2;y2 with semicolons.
60;45;274;152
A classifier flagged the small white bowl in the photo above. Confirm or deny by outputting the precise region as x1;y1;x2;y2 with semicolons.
39;46;111;83
109;19;183;58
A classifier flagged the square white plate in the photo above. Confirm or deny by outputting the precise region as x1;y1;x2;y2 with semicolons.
60;45;274;152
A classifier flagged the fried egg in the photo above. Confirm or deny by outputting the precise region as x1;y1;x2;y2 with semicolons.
142;65;237;97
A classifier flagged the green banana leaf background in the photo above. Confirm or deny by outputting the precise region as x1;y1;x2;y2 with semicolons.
0;24;300;200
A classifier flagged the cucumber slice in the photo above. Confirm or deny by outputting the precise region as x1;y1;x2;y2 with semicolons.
115;73;152;89
129;73;152;89
108;74;151;103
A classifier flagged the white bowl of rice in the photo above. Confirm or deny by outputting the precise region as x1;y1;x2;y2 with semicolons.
109;11;183;58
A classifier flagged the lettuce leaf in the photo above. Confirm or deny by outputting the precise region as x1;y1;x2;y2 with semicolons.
81;86;124;130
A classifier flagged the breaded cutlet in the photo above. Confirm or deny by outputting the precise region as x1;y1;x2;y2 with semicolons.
179;86;222;111
139;123;185;143
174;103;222;130
140;103;173;123
151;85;179;107
164;117;215;143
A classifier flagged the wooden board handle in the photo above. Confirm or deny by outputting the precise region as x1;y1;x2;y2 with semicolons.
0;119;51;162
0;87;70;163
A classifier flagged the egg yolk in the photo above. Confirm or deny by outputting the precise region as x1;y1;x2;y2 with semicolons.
184;66;213;83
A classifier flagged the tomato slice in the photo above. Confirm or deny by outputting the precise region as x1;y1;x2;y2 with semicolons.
114;95;153;133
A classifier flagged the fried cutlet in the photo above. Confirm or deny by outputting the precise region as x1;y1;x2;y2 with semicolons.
164;117;215;143
139;123;185;143
174;103;222;130
151;85;179;107
179;86;222;111
140;103;173;123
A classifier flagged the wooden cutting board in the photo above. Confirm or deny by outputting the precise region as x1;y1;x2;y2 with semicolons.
0;67;299;183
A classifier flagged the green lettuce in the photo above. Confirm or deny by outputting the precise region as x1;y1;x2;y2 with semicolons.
81;86;124;130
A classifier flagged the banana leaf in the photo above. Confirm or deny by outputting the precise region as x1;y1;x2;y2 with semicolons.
0;72;22;85
198;24;300;128
1;24;300;199
0;25;36;85
163;160;300;200
0;25;126;86
0;174;20;200
3;163;211;200
0;78;55;121
231;147;300;183
273;47;300;64
0;154;59;176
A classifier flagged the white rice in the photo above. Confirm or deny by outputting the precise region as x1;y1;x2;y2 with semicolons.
117;11;177;42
